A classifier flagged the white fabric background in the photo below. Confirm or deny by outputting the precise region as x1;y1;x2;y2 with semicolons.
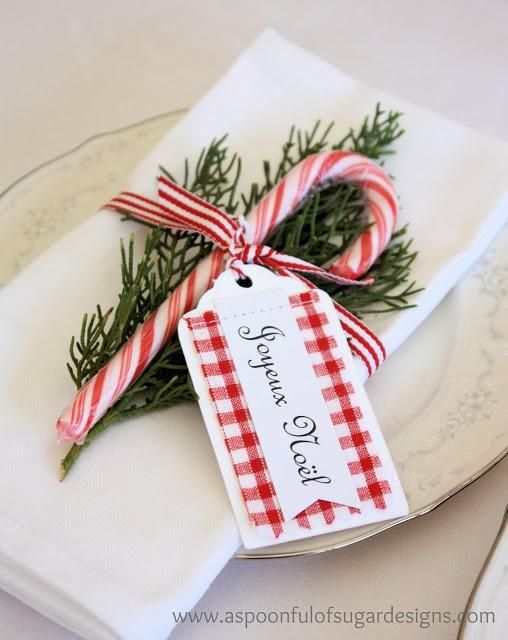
1;2;508;639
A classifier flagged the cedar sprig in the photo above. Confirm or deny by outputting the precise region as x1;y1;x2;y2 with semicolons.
61;104;418;478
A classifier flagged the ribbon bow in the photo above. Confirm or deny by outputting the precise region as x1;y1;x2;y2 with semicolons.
111;175;372;288
105;166;388;380
58;151;394;444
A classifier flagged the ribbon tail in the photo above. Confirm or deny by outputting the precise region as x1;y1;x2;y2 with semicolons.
157;176;239;249
275;269;385;377
261;252;374;287
105;177;243;252
105;193;190;230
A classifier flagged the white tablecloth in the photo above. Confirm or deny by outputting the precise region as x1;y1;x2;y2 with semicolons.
2;2;507;639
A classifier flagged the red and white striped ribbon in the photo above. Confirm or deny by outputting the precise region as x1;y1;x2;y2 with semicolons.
57;150;397;443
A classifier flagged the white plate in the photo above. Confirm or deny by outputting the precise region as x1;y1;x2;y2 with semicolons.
1;110;507;559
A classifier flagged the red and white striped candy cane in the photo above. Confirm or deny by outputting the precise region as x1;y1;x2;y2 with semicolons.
57;150;398;443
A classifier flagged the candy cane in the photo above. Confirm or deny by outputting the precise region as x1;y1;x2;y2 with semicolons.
57;151;398;443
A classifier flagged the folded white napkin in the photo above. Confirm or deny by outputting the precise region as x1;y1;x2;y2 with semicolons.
1;30;508;640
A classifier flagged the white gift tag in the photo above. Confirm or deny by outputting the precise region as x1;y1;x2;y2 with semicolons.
178;265;408;549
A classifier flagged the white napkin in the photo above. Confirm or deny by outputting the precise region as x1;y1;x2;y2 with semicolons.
1;29;508;640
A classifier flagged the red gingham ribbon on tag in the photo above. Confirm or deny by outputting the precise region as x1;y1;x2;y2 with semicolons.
185;290;392;538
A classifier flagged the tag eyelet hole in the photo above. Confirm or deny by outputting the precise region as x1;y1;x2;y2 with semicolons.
236;276;253;288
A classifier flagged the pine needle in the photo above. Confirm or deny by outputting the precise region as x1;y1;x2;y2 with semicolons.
61;104;418;478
